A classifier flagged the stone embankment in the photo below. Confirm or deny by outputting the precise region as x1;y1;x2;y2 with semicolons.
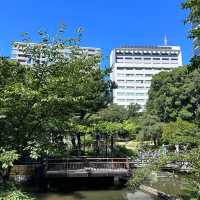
140;185;181;200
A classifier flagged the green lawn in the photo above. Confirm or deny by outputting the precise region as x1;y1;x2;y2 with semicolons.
116;140;153;152
116;140;139;151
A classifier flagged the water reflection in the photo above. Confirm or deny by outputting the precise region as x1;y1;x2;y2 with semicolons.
30;172;188;200
36;190;155;200
144;172;188;197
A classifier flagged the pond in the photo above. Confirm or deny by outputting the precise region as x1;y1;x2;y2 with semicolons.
35;190;155;200
144;171;189;197
27;172;188;200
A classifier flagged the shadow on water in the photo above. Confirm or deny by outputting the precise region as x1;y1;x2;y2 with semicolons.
23;177;156;200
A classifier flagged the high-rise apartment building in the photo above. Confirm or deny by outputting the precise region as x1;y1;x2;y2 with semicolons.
11;42;101;65
110;45;182;110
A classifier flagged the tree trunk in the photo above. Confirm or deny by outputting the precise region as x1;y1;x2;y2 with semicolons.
153;137;157;146
111;135;114;157
83;134;86;155
71;134;76;154
157;137;161;146
96;134;100;156
105;135;108;157
77;133;81;157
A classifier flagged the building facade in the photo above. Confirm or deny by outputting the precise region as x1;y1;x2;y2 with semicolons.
11;42;101;65
110;45;182;110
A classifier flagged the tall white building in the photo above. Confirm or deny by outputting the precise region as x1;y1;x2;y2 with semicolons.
110;45;182;110
11;42;101;65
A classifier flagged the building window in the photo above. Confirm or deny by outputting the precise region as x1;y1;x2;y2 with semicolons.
126;74;134;77
117;80;125;83
116;52;124;56
136;80;144;83
152;52;160;55
136;74;144;77
127;99;135;103
145;74;152;77
117;67;125;70
127;92;135;96
153;58;160;60
144;58;151;60
117;92;126;96
136;93;145;96
124;52;133;56
137;99;145;102
126;67;134;70
171;58;178;61
126;80;135;83
117;73;125;77
117;99;126;102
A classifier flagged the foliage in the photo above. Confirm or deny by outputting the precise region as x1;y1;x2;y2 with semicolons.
0;150;19;183
91;104;129;122
137;114;162;146
90;103;140;123
0;26;113;158
0;183;34;200
147;67;200;123
122;119;139;138
162;119;199;146
129;1;200;199
0;150;19;169
127;103;141;118
182;0;200;39
127;154;172;190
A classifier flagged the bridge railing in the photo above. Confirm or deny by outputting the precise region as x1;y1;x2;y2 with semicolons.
46;158;129;171
88;162;128;169
47;162;84;171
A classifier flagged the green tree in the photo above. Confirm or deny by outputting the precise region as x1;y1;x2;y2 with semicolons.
162;119;199;146
138;115;162;146
0;26;113;160
92;104;128;122
129;3;200;198
91;121;123;156
182;0;200;39
0;150;19;184
146;67;200;123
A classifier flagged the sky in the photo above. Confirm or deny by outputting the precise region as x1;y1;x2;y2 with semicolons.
0;0;192;65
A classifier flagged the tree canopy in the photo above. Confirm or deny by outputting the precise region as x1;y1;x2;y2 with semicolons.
0;28;113;160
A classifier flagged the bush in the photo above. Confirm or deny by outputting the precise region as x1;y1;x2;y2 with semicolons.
113;145;137;157
0;183;35;200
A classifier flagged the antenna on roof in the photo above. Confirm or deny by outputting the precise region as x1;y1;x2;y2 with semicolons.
164;35;168;46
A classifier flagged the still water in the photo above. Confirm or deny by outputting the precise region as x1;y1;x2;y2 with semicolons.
36;190;155;200
144;171;189;197
29;172;188;200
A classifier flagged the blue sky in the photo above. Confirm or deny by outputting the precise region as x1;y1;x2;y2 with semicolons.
0;0;192;65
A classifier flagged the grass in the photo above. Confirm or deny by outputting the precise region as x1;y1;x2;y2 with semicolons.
116;140;139;151
116;140;153;152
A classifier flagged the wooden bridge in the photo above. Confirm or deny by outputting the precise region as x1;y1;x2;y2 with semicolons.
45;158;130;178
